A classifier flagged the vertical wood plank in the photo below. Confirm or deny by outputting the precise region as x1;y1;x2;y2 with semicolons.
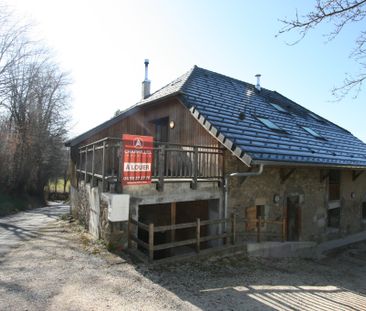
101;141;106;192
117;141;122;193
196;218;200;253
128;213;132;249
192;146;198;189
170;202;176;243
84;147;88;182
158;145;165;191
149;223;154;262
112;145;115;178
91;144;95;186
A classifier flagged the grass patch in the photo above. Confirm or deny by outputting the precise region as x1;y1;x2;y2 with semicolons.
45;179;70;193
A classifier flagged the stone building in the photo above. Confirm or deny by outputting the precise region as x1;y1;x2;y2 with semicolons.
66;63;366;260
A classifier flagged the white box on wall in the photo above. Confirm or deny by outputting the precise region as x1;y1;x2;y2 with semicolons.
102;193;130;222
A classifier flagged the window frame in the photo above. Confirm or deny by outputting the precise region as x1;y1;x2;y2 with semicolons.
301;126;325;139
257;116;286;133
270;102;288;113
327;170;341;228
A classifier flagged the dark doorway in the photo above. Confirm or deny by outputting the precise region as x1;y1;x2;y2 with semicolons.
138;203;171;259
286;196;300;241
153;117;169;143
138;200;214;259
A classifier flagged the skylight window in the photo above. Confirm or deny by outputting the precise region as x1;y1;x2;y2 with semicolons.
270;102;288;113
308;112;324;122
257;117;285;132
302;126;324;139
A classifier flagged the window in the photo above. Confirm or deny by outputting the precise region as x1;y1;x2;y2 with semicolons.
257;117;286;133
308;112;325;122
245;205;266;230
151;117;169;142
362;202;366;220
329;170;341;201
327;170;341;228
302;126;324;139
270;102;288;113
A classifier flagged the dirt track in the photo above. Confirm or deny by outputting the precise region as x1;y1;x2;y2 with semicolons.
1;209;366;310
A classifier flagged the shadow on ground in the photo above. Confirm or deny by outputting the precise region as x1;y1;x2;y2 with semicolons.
132;242;366;310
1;212;366;310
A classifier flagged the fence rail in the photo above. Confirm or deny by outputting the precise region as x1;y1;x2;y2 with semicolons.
128;214;287;261
76;137;224;192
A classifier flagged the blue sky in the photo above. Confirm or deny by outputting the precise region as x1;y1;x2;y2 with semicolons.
6;0;366;142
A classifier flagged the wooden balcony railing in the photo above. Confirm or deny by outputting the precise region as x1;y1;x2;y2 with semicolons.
76;137;224;192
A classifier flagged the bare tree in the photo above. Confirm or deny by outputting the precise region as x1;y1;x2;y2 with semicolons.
0;3;32;100
0;3;71;198
278;0;366;98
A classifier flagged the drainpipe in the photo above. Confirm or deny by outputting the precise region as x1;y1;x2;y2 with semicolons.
224;164;264;228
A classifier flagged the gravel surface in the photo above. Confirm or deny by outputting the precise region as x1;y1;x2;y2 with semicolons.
0;203;69;257
1;207;366;310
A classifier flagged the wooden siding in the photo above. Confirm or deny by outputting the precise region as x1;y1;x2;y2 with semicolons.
78;98;218;148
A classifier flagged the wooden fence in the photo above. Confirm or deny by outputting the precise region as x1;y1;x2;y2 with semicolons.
128;213;287;261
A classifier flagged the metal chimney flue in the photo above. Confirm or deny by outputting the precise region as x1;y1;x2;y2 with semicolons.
142;59;151;99
255;74;261;92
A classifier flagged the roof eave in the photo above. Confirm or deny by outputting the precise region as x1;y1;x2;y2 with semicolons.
252;159;366;170
180;99;252;167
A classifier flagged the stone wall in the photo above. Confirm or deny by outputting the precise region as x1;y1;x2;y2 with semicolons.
70;182;128;249
339;170;366;235
69;153;366;250
225;151;366;243
70;183;90;228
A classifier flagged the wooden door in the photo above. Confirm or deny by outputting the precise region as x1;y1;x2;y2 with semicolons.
154;117;169;143
286;196;300;241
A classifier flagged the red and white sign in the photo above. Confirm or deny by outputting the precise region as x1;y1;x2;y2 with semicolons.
122;134;153;185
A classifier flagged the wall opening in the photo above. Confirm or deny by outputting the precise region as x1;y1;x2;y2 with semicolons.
362;202;366;220
286;196;301;241
138;199;220;259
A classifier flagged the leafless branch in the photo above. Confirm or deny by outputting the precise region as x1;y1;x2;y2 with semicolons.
278;0;366;98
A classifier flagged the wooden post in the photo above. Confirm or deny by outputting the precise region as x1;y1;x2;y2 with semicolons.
149;223;154;262
191;146;198;189
84;147;88;182
170;202;176;243
282;218;286;242
91;144;95;187
117;142;122;193
128;213;132;249
231;213;236;245
112;145;115;178
196;218;201;253
101;141;106;192
257;218;261;243
157;145;165;191
78;151;82;188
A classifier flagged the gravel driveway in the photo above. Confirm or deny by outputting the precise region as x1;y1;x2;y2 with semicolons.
1;207;366;311
0;203;69;257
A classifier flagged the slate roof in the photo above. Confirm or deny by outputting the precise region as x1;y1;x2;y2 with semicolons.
67;65;366;168
180;66;366;167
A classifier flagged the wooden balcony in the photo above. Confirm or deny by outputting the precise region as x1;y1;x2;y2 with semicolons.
76;137;224;192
